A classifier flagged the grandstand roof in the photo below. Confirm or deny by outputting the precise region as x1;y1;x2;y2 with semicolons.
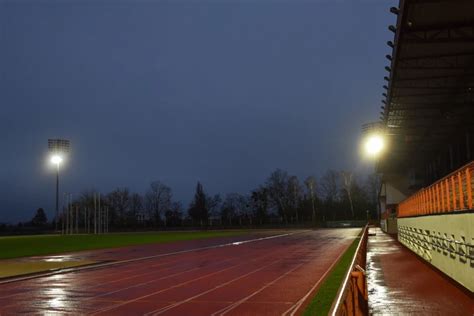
379;0;474;173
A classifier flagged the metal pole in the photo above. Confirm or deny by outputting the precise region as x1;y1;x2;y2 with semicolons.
70;193;73;234
99;193;102;234
66;194;69;235
55;164;59;232
94;193;97;234
106;207;109;233
61;207;64;235
86;207;90;234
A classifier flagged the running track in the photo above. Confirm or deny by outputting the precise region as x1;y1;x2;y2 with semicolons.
0;229;360;315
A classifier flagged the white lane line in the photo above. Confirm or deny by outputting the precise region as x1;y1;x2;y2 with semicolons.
281;241;352;316
211;261;306;316
83;254;244;302
0;232;302;286
88;244;295;315
0;254;200;300
145;259;285;316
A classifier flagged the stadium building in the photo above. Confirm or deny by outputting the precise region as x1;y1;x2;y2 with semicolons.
377;0;474;292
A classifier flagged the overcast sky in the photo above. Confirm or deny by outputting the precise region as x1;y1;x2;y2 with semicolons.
1;0;395;223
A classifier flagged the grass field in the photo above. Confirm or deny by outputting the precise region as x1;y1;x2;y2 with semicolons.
0;260;97;278
0;230;247;260
303;237;360;316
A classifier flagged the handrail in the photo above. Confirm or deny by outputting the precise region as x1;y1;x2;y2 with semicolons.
398;161;474;217
329;225;369;316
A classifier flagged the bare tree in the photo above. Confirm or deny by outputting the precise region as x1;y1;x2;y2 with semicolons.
129;193;143;224
266;169;291;223
207;194;221;225
251;187;268;225
188;182;208;226
319;170;340;220
146;181;172;226
107;188;131;226
288;176;302;223
221;193;240;225
236;194;251;225
304;176;317;224
221;193;250;226
165;201;183;227
341;171;354;219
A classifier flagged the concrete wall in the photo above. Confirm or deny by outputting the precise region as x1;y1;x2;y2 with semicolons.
398;212;473;292
381;173;410;205
380;218;397;234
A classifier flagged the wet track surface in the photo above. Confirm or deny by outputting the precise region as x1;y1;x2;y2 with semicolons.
367;227;474;316
0;229;359;315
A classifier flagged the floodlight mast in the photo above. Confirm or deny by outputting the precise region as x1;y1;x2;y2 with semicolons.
48;139;70;232
56;161;59;229
361;123;385;222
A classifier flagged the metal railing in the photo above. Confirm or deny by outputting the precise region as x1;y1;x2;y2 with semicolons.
329;225;369;316
398;161;474;217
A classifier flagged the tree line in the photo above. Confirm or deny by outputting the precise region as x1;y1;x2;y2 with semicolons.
11;168;379;232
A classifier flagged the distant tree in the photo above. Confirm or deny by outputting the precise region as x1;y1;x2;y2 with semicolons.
107;188;131;226
221;193;238;225
319;170;341;220
265;169;291;223
288;175;302;223
129;193;143;226
364;173;381;218
250;187;268;225
188;182;209;226
304;176;317;223
236;194;251;225
165;202;183;227
341;171;355;219
31;208;47;226
221;193;250;226
145;181;172;226
207;194;222;225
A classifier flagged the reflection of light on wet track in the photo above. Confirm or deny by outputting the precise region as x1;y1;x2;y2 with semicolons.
0;229;366;315
43;280;71;310
44;255;76;262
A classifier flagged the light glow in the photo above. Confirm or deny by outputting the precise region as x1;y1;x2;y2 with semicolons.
50;155;63;165
364;134;385;157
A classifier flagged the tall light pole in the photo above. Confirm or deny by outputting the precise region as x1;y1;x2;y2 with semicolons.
361;123;385;222
51;155;62;230
48;139;70;232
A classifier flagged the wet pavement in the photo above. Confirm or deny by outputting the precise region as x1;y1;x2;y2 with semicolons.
0;229;360;315
367;227;474;315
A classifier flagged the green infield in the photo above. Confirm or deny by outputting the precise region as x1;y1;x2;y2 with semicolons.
0;230;248;260
0;260;97;278
303;237;360;316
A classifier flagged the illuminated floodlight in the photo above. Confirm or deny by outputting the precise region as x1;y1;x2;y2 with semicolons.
51;155;63;165
364;134;385;157
47;138;71;232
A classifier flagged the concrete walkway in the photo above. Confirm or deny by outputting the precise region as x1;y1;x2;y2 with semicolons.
366;227;473;315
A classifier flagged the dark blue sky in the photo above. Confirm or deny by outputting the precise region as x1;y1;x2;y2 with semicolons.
1;0;395;223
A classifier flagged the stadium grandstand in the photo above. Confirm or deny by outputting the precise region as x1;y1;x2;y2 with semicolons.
376;0;474;292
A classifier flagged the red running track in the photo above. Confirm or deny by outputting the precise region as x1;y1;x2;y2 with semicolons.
0;229;360;315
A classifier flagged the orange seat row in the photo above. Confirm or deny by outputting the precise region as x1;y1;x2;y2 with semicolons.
398;161;474;217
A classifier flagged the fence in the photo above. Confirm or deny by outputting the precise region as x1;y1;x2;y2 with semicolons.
398;161;474;217
329;225;369;316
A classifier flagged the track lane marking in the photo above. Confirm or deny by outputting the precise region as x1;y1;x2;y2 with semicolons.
145;259;286;316
0;250;217;300
281;239;354;316
0;232;301;286
211;261;306;316
87;239;302;316
1;244;283;310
